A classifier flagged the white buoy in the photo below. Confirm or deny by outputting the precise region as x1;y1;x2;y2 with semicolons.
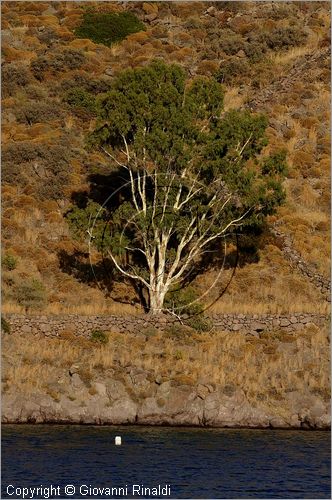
115;436;122;446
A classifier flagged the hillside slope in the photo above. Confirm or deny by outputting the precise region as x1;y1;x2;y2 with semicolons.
2;1;330;315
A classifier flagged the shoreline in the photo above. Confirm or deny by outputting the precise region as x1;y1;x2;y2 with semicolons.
2;421;331;431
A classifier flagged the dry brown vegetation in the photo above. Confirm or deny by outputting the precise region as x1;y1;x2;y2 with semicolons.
1;1;330;314
2;323;330;408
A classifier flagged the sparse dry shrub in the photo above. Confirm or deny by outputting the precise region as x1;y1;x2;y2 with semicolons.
175;31;192;45
229;17;256;36
30;48;86;81
2;139;73;200
184;17;203;30
15;100;65;124
196;60;219;76
170;2;205;17
2;63;32;97
169;47;194;62
215;58;251;85
130;55;151;68
219;29;246;55
11;276;47;311
260;26;308;51
58;71;111;95
292;151;315;172
34;26;61;46
126;31;149;44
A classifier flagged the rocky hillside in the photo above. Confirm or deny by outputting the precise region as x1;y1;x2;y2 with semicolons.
2;321;330;428
2;1;330;315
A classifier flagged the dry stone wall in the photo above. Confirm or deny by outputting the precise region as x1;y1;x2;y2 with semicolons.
4;312;328;338
271;226;331;300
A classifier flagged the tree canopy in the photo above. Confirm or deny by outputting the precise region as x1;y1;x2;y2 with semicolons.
67;60;287;314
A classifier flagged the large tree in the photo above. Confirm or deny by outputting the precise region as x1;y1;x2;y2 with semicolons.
68;60;287;314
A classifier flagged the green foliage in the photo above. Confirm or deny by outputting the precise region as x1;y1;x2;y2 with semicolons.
90;329;108;344
70;61;287;313
14;278;47;311
186;316;213;332
64;87;97;115
65;201;111;251
2;253;18;271
74;11;145;47
90;60;224;174
165;286;203;315
1;316;11;335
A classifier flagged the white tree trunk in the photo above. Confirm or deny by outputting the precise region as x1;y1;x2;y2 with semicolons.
149;289;166;314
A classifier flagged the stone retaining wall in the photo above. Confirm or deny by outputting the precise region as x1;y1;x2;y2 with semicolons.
4;313;328;338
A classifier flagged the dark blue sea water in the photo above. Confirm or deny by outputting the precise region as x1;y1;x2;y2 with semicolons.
2;425;330;499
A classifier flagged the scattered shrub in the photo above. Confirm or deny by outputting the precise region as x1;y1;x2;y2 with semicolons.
90;329;108;345
31;49;86;81
259;26;307;50
1;316;11;334
2;253;18;271
2;139;73;200
212;1;245;12
59;73;112;95
2;63;31;97
219;30;246;55
15;101;64;124
215;58;251;85
144;326;159;338
164;286;203;316
74;11;145;47
64;87;97;115
14;278;47;311
24;83;49;100
35;26;60;46
185;316;213;332
244;39;266;62
165;323;189;339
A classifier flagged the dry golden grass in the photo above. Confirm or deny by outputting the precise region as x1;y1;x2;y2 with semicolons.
223;87;247;112
1;301;140;316
3;323;330;406
268;45;314;66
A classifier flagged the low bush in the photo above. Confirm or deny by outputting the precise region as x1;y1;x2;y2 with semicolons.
64;87;97;115
2;63;32;97
2;139;73;200
14;278;47;311
215;58;251;85
90;329;108;345
59;73;112;96
219;30;246;55
164;286;203;316
185;316;213;333
259;26;307;51
2;253;18;271
31;49;86;81
144;326;159;338
74;11;145;47
15;101;64;124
